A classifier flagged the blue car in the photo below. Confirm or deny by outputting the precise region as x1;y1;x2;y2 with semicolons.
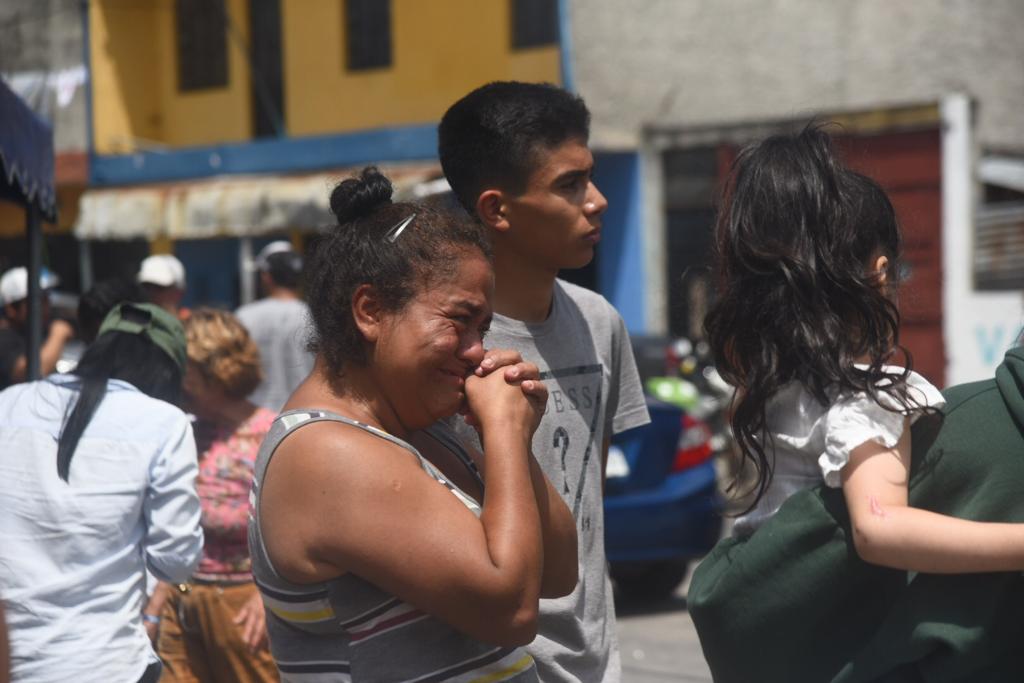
604;392;724;599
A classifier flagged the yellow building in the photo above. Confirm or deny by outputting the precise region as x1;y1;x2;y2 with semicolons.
88;0;561;160
80;0;565;307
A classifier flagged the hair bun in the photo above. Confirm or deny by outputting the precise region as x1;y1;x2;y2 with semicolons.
329;167;394;224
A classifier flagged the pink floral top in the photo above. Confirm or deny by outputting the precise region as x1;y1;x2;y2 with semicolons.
192;407;276;581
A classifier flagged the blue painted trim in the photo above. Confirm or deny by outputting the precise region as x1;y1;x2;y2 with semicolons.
89;124;439;186
593;151;646;333
557;0;575;91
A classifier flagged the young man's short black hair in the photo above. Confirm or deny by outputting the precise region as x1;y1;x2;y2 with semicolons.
438;81;591;214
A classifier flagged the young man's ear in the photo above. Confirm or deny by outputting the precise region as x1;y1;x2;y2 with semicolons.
352;284;384;343
476;190;511;233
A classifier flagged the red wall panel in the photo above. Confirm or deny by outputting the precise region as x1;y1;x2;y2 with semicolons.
837;130;945;386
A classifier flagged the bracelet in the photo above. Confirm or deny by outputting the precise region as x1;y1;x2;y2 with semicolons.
142;614;161;625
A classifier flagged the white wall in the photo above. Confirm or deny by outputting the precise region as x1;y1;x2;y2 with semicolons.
571;0;1024;156
942;94;1023;385
0;0;88;153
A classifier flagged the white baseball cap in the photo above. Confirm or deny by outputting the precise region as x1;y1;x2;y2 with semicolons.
0;267;60;307
255;240;295;271
137;255;186;290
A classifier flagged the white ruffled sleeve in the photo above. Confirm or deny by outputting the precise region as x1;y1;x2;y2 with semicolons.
819;370;946;488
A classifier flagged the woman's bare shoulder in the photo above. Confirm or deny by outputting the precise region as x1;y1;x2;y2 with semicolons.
271;419;420;483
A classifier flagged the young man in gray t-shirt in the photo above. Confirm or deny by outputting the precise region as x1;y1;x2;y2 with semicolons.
439;81;650;683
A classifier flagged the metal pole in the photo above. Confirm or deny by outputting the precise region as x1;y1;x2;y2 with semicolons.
26;205;42;381
239;236;255;306
557;0;575;92
79;238;94;293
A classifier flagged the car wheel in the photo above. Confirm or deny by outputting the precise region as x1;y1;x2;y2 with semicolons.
611;560;689;601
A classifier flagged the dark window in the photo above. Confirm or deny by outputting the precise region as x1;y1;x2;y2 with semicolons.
249;0;285;137
89;239;151;284
174;238;241;309
511;0;559;49
175;0;229;91
0;234;94;297
344;0;392;71
662;147;719;340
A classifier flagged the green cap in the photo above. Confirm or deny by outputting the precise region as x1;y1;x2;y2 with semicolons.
97;302;187;371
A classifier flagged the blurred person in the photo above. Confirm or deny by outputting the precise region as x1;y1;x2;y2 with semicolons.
0;266;74;390
77;276;146;345
0;302;203;683
155;308;278;682
78;277;168;613
249;168;578;681
138;254;188;318
689;127;1024;681
236;241;314;412
438;82;650;683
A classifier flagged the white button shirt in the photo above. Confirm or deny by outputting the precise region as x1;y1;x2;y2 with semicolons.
0;375;203;683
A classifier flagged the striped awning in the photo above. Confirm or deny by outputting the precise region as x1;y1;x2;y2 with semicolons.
74;164;441;240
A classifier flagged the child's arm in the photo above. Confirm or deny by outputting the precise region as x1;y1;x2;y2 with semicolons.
842;419;1024;573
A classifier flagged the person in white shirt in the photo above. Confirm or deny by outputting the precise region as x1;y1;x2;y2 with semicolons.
0;302;203;683
236;241;314;412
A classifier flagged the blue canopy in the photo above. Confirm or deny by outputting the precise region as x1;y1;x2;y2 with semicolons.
0;75;57;382
0;75;56;221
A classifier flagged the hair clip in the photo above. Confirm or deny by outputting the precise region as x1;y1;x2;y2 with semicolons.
384;213;416;243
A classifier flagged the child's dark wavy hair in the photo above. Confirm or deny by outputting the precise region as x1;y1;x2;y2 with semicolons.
705;124;931;508
305;167;492;376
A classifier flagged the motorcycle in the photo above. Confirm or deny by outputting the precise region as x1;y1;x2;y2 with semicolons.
646;337;732;454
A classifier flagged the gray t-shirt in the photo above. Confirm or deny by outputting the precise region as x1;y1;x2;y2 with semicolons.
236;297;315;412
454;280;650;683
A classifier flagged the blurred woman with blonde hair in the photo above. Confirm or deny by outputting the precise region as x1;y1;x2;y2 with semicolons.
154;308;278;682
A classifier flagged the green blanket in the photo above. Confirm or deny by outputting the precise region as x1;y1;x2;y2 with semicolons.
689;348;1024;682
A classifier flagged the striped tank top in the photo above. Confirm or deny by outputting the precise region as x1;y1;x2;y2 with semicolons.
248;409;538;683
